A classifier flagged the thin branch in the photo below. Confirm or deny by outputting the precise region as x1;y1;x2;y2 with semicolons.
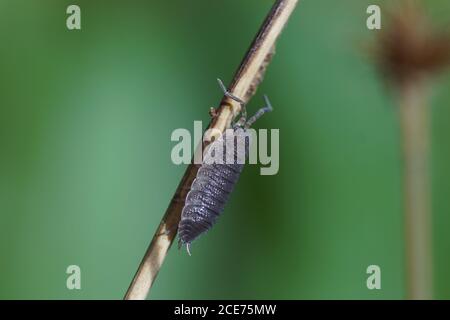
399;79;433;299
372;1;450;299
124;0;299;300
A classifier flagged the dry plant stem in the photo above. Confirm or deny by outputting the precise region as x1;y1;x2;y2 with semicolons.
124;0;299;300
399;79;433;300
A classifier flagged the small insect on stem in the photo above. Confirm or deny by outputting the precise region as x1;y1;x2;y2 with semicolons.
177;79;273;255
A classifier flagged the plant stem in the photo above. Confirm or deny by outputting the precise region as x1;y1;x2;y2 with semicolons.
398;78;433;299
124;0;299;300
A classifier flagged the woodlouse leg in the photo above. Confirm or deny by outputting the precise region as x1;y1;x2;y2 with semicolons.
245;95;273;128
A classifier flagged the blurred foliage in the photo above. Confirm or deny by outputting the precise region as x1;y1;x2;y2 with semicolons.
0;0;449;299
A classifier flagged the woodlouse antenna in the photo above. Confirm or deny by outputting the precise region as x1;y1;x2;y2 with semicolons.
217;78;245;105
245;95;273;129
217;78;247;127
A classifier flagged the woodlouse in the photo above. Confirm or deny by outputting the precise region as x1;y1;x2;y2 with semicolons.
177;79;273;255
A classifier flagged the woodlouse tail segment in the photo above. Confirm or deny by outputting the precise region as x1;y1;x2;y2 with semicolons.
177;238;192;256
245;95;273;129
186;243;192;256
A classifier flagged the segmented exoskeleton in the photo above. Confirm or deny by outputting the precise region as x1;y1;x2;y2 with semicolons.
178;79;272;255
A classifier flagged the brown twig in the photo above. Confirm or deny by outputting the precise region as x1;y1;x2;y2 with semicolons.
398;78;433;299
373;0;450;299
124;0;299;300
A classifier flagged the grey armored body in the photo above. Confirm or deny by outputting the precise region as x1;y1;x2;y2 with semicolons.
178;79;273;254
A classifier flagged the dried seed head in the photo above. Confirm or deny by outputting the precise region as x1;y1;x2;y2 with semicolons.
374;0;450;85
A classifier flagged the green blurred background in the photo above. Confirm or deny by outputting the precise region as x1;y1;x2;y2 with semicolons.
1;0;450;299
